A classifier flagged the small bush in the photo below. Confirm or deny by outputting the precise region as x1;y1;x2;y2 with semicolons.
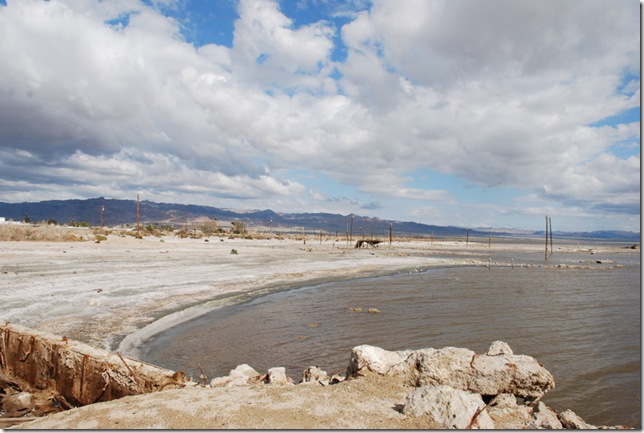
230;248;238;255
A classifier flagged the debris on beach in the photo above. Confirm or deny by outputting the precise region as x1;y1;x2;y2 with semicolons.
0;322;187;427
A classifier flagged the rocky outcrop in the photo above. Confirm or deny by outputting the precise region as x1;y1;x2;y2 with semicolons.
403;385;495;429
347;341;609;429
348;341;554;399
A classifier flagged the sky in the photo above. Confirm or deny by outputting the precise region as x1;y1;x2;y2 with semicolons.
0;0;640;232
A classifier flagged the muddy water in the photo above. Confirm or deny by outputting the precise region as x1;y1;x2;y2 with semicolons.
143;245;640;428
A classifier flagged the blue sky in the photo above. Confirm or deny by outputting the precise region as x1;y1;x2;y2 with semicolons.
0;0;640;232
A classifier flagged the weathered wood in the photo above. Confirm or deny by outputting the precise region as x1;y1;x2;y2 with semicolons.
0;323;187;408
0;416;40;428
354;239;382;249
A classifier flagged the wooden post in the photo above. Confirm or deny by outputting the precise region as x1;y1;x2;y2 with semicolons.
389;223;392;248
488;231;491;249
466;229;469;246
136;194;141;238
346;220;349;248
549;217;553;256
544;215;548;261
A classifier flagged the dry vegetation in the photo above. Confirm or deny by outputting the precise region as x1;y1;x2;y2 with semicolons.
0;224;88;242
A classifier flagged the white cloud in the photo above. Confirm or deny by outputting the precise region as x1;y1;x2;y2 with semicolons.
0;0;638;231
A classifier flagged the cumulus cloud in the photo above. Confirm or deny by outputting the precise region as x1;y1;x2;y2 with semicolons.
0;0;638;230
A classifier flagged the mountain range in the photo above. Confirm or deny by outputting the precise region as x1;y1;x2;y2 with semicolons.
0;197;639;241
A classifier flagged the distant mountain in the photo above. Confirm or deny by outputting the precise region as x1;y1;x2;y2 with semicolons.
0;197;639;241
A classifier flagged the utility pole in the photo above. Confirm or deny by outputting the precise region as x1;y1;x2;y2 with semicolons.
544;215;549;261
549;217;553;256
136;194;141;238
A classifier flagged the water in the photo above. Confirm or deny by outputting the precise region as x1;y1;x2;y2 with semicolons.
142;244;641;427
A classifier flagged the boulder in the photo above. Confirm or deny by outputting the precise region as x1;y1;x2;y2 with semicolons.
486;394;534;429
558;409;595;429
532;401;563;429
301;366;329;385
414;346;555;398
266;367;289;385
348;342;554;399
210;364;261;387
402;385;495;429
347;345;413;377
486;341;513;356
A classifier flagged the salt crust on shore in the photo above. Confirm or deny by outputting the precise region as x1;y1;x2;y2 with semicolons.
0;235;492;356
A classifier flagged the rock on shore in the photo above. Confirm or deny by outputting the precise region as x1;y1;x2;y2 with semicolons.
4;341;630;429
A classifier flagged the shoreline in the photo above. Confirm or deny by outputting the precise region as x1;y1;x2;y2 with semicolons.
1;325;632;429
1;234;637;357
0;234;494;357
119;259;471;360
0;234;639;428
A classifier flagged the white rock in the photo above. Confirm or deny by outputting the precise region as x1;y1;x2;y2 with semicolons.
301;366;329;385
559;409;596;429
210;364;261;387
532;401;563;429
402;385;495;429
486;394;534;429
489;393;517;409
486;341;513;356
266;367;289;385
415;346;555;398
347;344;413;377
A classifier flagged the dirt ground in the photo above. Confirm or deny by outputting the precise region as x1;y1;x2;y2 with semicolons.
12;372;430;429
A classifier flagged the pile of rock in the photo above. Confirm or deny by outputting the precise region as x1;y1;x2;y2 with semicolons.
204;341;622;429
346;341;609;429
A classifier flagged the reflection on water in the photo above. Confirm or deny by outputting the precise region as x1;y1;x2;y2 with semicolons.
143;248;640;428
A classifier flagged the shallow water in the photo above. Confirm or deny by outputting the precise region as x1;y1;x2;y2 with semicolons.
143;245;641;427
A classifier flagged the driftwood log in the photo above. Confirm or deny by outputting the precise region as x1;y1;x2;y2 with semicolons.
354;239;382;248
0;323;187;409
